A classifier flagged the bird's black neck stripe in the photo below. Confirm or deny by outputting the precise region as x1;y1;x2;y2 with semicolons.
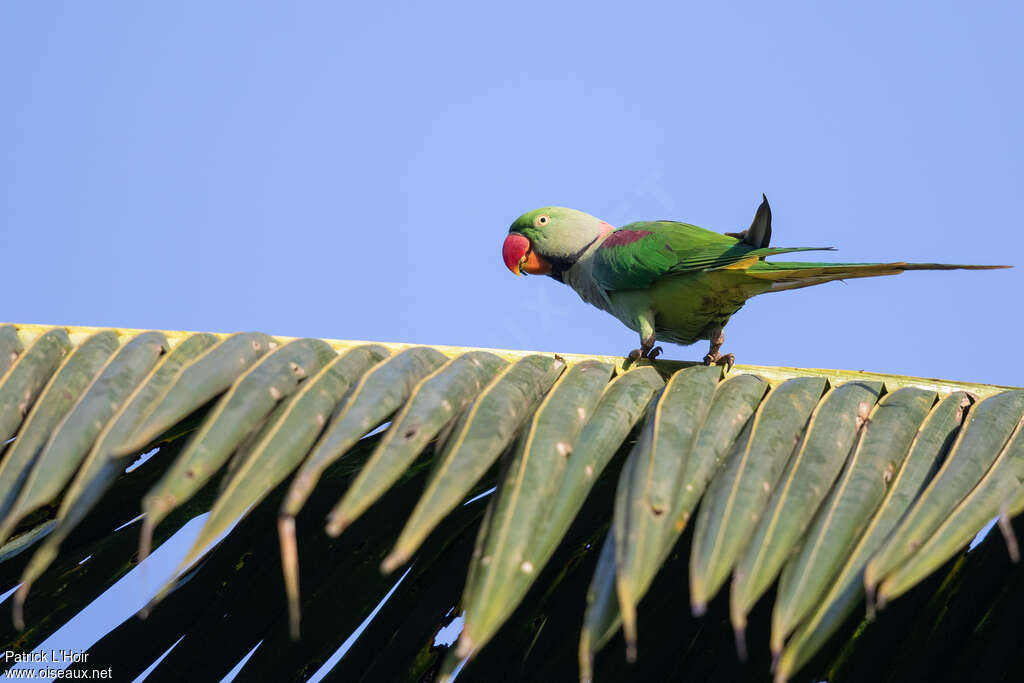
545;234;604;283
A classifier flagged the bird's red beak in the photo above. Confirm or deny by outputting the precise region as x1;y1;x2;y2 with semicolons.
502;233;551;276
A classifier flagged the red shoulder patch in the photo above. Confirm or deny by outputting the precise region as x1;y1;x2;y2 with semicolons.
602;229;652;247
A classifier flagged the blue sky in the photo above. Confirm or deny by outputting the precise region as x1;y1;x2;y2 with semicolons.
2;2;1022;678
4;1;1022;390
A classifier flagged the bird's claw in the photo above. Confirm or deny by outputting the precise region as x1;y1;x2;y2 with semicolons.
627;345;663;362
703;352;735;371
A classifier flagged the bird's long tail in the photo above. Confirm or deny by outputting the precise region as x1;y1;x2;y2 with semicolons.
743;260;1009;294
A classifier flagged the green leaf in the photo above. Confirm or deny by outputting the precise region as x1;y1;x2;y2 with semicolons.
326;351;507;536
690;376;827;614
542;367;664;564
280;346;447;520
544;366;663;548
174;344;387;637
457;360;614;659
0;330;119;537
578;372;769;669
9;333;220;627
139;338;335;553
1003;479;1024;521
579;527;618;682
863;389;1024;601
0;328;71;445
877;399;1024;603
117;332;278;456
774;391;969;682
101;334;220;463
0;520;56;567
670;372;770;537
382;354;566;572
614;365;722;658
771;386;937;654
0;332;166;546
0;325;24;378
523;365;666;677
731;380;882;643
271;345;446;638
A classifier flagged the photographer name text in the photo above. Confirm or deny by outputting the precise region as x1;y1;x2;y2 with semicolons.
3;650;88;664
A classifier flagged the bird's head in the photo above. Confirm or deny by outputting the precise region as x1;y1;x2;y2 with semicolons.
502;207;613;280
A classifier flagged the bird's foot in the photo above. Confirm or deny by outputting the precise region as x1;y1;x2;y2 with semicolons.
703;351;735;370
627;345;663;362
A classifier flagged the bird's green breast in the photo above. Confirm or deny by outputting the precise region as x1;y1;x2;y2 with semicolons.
640;270;773;345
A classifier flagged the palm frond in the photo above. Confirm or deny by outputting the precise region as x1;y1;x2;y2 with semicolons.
0;322;1021;682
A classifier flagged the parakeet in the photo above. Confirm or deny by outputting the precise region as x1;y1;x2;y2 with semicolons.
501;196;1006;366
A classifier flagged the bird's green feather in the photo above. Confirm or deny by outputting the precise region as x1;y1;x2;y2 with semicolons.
592;221;832;291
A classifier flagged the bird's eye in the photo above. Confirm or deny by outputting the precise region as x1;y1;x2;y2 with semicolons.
536;215;549;227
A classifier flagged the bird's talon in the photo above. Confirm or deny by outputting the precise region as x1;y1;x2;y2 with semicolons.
717;353;735;370
645;346;663;360
702;353;716;366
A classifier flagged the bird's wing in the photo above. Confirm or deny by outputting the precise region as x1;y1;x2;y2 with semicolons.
591;221;831;291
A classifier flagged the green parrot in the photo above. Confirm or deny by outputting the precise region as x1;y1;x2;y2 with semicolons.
501;196;1006;366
